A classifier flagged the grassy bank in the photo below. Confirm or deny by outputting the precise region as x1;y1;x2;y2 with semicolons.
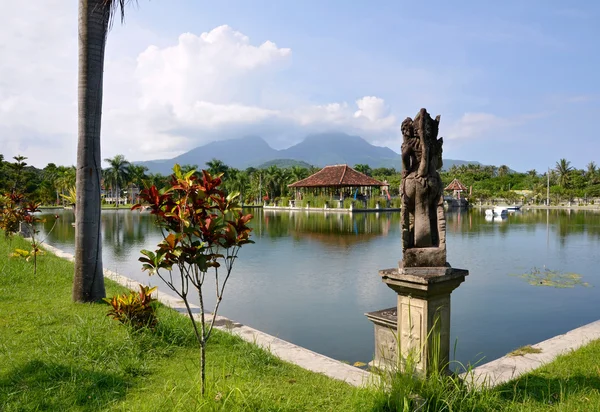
2;233;600;411
0;234;382;411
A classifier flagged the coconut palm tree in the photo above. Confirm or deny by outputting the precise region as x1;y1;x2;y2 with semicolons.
74;0;135;302
497;165;509;178
205;158;229;178
587;161;598;185
104;155;130;207
289;166;309;183
555;158;573;188
127;164;148;203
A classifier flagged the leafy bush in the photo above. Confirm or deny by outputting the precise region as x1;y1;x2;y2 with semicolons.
134;165;254;395
104;285;158;330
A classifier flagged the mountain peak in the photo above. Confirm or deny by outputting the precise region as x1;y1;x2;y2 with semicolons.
137;132;481;174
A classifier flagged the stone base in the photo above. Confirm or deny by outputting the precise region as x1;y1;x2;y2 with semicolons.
365;307;398;370
375;266;468;375
401;246;446;268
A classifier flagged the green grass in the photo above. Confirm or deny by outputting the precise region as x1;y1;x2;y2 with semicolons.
3;232;600;411
495;342;600;411
0;233;387;411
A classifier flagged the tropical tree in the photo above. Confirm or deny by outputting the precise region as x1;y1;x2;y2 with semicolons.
555;158;573;188
74;0;134;302
497;165;509;178
289;166;309;183
104;155;130;207
587;161;598;185
205;158;229;178
354;164;372;176
126;164;148;203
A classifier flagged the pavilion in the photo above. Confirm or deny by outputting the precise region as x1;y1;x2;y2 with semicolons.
444;178;468;199
288;164;386;201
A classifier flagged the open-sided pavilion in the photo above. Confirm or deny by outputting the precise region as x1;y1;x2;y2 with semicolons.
288;164;386;200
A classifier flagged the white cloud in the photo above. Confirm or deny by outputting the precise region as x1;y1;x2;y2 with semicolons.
0;3;438;166
446;112;508;140
102;25;405;159
0;0;77;166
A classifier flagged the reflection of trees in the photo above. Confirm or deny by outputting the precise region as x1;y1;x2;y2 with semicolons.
101;211;151;257
39;210;154;257
446;209;600;246
260;211;400;246
40;210;75;243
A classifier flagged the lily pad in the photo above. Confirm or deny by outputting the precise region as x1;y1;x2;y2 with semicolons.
512;267;591;288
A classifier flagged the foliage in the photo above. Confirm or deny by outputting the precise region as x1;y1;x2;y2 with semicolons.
103;285;158;330
3;151;600;207
509;345;543;357
9;248;44;260
0;162;59;275
512;267;591;288
133;164;254;395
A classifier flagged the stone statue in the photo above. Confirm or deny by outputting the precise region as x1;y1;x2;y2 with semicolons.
400;108;446;267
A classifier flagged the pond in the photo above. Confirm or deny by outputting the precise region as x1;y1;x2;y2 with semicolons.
40;208;600;367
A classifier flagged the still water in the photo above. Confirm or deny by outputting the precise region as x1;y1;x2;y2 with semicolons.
40;208;600;367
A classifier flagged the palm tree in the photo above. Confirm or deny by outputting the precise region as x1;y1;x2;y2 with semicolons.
289;166;309;184
74;0;135;302
497;165;509;178
104;155;130;207
587;161;598;184
205;158;229;178
56;166;76;206
555;158;573;188
127;164;148;203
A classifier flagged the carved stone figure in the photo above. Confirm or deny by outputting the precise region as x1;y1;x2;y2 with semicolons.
400;108;446;267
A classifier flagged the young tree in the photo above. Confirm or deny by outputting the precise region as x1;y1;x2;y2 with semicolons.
134;165;253;395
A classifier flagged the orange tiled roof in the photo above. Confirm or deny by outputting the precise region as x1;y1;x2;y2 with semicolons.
288;164;386;188
444;178;468;191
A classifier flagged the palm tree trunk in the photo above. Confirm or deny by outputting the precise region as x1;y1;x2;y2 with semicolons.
73;0;107;302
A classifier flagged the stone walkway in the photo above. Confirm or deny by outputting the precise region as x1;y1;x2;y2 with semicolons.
465;320;600;387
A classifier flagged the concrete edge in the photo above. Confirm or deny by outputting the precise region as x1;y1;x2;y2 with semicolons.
42;243;376;388
464;320;600;388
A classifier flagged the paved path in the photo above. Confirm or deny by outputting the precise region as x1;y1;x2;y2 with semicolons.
466;320;600;387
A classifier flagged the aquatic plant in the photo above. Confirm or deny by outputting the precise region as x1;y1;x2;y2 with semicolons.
512;267;591;288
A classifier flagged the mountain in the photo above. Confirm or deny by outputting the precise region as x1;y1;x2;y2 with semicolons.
138;133;482;174
279;132;400;168
138;135;277;175
257;159;314;169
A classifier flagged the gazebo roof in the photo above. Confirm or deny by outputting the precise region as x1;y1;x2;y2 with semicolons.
288;164;386;188
445;178;468;192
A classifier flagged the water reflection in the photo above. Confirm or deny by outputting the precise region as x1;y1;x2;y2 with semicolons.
260;211;399;246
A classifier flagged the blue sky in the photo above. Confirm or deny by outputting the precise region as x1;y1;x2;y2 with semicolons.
1;0;598;171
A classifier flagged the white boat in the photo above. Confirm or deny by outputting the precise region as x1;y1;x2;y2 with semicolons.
485;214;507;222
485;207;508;217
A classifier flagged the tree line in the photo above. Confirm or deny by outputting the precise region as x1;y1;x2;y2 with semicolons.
2;154;599;206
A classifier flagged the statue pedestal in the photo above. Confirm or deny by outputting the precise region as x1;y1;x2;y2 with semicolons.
372;266;467;375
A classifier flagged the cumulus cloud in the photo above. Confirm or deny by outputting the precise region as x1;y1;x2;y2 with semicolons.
103;25;404;159
0;4;414;166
